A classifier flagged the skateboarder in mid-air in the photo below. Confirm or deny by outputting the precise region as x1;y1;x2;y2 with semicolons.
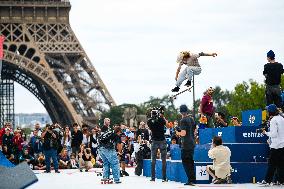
171;51;217;92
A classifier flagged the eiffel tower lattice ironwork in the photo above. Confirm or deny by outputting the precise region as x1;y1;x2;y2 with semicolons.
0;0;116;126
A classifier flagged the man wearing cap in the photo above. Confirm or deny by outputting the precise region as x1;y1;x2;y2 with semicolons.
176;104;196;186
263;50;284;109
260;104;284;186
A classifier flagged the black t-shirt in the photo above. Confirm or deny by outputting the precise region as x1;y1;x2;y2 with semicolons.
82;153;92;161
214;120;228;128
263;62;284;85
71;130;83;147
179;116;196;150
147;117;166;141
136;129;150;141
99;126;121;149
43;131;58;150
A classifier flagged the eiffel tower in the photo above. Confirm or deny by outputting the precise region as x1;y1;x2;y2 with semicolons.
0;0;116;127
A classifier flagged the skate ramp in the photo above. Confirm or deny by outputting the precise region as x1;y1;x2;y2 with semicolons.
0;162;38;189
0;150;14;167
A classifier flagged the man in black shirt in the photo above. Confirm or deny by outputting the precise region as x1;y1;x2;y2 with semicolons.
71;123;83;156
41;124;60;173
176;105;196;186
147;109;168;182
214;112;228;128
98;118;122;184
263;50;284;108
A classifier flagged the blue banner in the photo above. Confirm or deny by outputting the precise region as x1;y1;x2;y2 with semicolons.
242;109;262;126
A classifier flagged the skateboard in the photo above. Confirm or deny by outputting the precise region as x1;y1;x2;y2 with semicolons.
101;178;113;184
170;86;193;100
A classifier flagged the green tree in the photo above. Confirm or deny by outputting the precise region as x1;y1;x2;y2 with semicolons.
99;104;142;127
138;95;179;122
226;80;265;118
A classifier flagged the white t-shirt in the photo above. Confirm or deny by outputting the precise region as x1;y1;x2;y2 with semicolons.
177;52;200;67
266;115;284;149
82;134;89;145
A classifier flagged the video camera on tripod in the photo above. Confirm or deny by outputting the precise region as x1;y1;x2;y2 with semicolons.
150;106;165;119
256;120;270;133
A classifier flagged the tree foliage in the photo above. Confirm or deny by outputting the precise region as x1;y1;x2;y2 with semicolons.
139;95;179;122
226;80;266;118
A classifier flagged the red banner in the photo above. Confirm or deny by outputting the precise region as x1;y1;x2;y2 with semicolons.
0;35;5;59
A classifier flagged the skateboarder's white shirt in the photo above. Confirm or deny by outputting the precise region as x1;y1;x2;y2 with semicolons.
177;52;201;67
265;115;284;149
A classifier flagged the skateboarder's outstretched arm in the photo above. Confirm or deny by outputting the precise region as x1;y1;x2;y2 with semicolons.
199;52;217;57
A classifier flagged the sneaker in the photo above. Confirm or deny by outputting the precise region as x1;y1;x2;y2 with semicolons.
226;176;232;184
55;170;60;173
150;178;155;182
258;180;270;187
214;178;226;184
211;178;217;184
80;169;83;172
122;170;129;176
43;170;51;173
120;171;124;177
171;86;180;92
85;169;88;172
184;80;192;87
114;181;121;184
184;182;195;186
162;179;168;182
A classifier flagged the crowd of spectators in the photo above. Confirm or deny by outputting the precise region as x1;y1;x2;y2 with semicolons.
0;110;242;171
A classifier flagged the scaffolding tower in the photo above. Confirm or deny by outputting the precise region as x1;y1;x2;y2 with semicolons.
0;79;15;129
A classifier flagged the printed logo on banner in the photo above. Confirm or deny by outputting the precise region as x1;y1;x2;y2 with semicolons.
249;115;256;124
196;166;209;180
243;132;264;138
218;132;222;136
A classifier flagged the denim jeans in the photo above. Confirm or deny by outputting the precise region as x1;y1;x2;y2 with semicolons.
98;147;120;182
151;140;167;180
0;60;2;81
44;148;59;171
265;85;282;108
176;66;202;87
66;146;71;157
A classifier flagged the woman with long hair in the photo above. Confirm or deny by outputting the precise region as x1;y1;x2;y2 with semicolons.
62;126;72;156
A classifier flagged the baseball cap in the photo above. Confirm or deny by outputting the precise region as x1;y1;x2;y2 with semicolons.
266;104;277;113
179;104;188;113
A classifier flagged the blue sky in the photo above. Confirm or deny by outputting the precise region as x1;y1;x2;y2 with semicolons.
15;0;284;113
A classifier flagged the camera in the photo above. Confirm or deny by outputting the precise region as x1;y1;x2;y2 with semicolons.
256;121;270;133
150;106;165;119
175;126;181;132
46;124;55;131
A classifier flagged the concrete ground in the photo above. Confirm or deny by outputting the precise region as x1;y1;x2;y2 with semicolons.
27;168;280;189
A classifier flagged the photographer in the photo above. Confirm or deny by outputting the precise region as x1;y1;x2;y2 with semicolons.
147;107;168;182
41;124;60;173
214;112;228;128
176;105;196;186
206;136;231;184
260;104;284;186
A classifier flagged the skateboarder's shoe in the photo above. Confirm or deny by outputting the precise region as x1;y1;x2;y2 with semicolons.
171;86;180;92
184;80;192;87
122;170;129;176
